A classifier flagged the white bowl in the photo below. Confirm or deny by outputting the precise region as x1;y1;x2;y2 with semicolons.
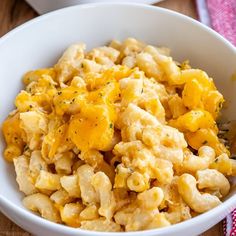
0;3;235;236
25;0;160;14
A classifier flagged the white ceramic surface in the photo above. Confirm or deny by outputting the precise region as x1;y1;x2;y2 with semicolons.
0;3;236;236
25;0;161;14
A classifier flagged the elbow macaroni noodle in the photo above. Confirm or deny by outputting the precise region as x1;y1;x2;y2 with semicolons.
2;38;234;232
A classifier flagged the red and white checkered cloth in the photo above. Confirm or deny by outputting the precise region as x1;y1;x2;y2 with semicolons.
223;209;236;236
196;0;236;46
196;1;236;235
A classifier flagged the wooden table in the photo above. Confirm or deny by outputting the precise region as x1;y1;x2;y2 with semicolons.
0;0;223;235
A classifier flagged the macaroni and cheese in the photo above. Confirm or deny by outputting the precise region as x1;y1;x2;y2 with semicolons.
2;38;235;232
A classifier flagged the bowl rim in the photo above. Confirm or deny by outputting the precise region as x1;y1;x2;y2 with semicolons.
0;2;236;235
0;2;235;52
